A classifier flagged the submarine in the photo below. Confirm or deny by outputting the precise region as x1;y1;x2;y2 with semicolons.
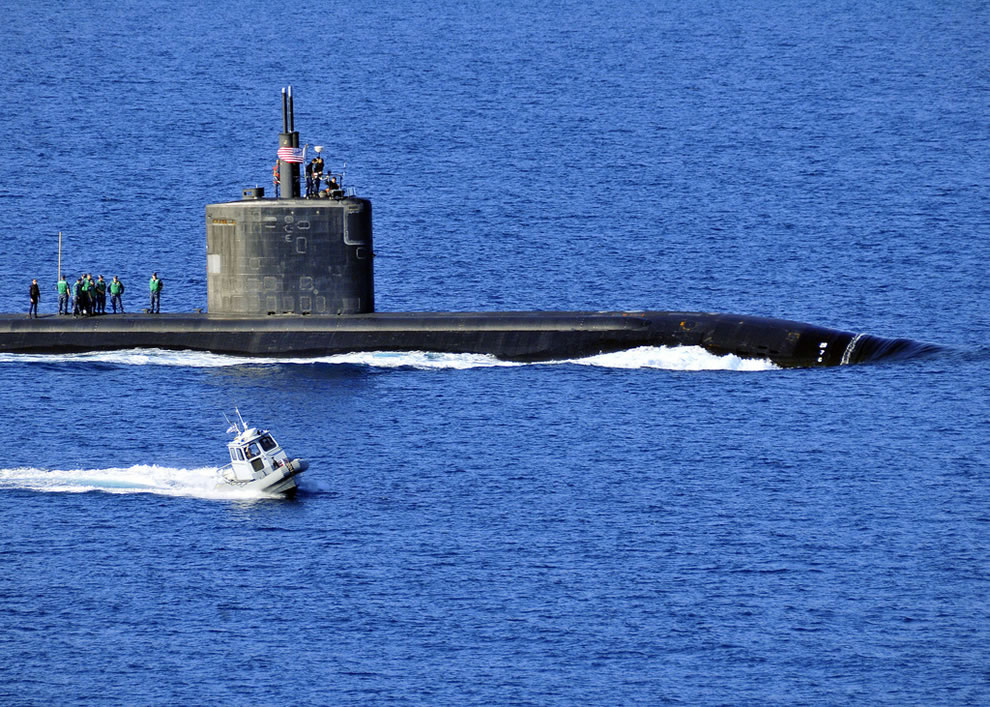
0;88;932;368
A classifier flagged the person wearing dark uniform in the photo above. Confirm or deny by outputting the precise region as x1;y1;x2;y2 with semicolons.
73;277;84;316
305;160;314;197
311;155;324;194
29;279;40;318
95;275;107;314
57;275;69;315
149;272;162;313
109;276;125;313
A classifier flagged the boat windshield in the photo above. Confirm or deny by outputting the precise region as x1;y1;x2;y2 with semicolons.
245;443;260;458
258;435;278;452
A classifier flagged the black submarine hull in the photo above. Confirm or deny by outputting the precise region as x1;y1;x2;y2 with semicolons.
0;311;933;367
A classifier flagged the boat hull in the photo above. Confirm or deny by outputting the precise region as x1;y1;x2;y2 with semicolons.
223;458;308;495
0;311;935;368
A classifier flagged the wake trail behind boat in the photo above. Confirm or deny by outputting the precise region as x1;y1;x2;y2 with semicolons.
0;465;298;500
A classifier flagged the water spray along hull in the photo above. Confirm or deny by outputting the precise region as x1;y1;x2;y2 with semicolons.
0;311;934;368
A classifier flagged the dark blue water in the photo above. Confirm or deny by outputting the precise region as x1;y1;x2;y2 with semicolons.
2;1;989;704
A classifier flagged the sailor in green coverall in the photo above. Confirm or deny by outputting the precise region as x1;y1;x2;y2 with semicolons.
79;275;92;315
56;275;69;315
95;275;107;314
149;272;162;313
109;276;125;313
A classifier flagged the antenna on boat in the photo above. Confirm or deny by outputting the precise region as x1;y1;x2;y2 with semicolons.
235;407;247;431
223;411;239;435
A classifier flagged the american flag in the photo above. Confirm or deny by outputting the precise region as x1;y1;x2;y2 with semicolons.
277;146;304;163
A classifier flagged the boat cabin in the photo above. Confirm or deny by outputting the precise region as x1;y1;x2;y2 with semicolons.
223;427;292;483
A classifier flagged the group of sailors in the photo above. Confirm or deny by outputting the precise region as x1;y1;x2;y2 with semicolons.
272;154;345;199
28;272;159;317
50;274;125;316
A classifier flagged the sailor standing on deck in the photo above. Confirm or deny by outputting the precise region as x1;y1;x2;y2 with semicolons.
56;274;69;315
79;275;92;315
149;272;162;313
29;279;40;318
109;276;125;313
311;154;324;194
72;277;83;316
95;275;107;314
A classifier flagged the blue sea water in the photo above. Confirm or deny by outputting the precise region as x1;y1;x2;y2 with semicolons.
1;0;989;704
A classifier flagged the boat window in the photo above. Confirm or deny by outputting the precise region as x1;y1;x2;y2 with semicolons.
246;443;260;458
258;435;278;452
235;448;245;461
229;449;238;463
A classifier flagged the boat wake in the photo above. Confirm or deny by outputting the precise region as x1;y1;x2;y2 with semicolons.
0;465;319;500
0;346;778;371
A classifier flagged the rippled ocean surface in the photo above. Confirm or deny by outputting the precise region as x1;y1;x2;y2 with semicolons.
1;1;989;704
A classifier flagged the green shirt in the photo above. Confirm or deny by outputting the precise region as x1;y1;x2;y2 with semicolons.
57;279;68;295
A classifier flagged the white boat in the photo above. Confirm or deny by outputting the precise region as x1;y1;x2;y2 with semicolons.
218;411;308;494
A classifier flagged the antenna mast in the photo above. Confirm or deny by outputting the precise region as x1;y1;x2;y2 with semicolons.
278;85;301;198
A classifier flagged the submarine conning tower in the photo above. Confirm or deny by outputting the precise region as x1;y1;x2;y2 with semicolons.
205;86;374;316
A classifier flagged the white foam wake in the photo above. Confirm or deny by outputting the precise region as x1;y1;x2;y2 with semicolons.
0;465;301;500
0;348;520;370
570;346;779;371
0;346;777;371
